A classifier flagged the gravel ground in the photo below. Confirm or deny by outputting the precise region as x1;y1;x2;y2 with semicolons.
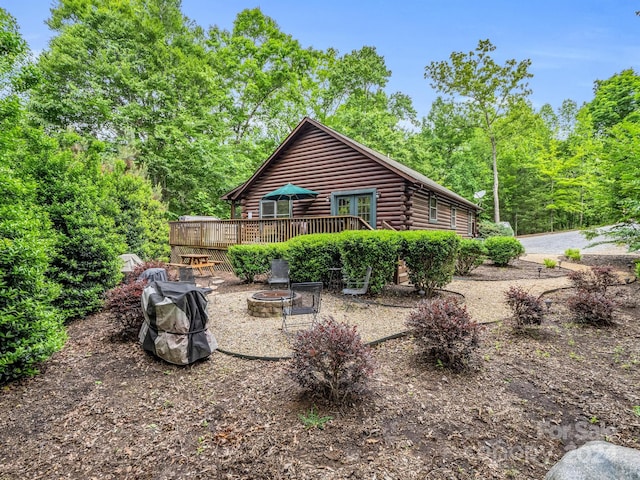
209;252;639;358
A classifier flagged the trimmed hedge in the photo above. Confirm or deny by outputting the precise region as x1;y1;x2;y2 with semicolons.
455;239;487;275
337;230;403;294
484;236;524;266
400;230;460;296
286;234;341;284
228;244;276;282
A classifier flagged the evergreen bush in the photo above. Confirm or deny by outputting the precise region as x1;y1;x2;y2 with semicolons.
400;231;460;296
484;236;525;266
477;220;514;238
286;234;341;284
227;244;273;282
0;172;66;383
338;230;402;294
455;238;487;275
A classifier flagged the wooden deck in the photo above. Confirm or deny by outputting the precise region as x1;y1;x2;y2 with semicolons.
169;215;372;249
169;216;373;271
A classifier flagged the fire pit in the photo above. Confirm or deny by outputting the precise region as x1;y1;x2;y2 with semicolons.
247;290;300;318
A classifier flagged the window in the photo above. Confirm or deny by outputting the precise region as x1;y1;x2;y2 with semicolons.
429;196;438;223
468;211;474;236
260;200;291;218
450;206;457;229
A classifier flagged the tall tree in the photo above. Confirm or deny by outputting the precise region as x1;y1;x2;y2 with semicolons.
424;39;533;222
30;0;226;215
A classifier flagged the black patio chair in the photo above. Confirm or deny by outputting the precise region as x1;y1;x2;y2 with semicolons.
282;282;322;334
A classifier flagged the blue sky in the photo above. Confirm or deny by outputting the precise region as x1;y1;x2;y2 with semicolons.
5;1;639;118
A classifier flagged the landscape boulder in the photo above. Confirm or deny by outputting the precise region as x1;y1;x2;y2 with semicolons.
545;441;640;480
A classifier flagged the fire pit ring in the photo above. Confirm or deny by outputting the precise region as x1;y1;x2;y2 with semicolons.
247;290;301;318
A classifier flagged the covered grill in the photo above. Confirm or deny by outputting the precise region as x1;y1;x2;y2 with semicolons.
139;281;217;365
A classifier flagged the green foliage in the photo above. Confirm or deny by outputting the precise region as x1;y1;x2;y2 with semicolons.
477;220;514;238
425;39;533;223
504;286;544;329
406;298;481;372
543;258;557;268
400;231;460;296
455;239;487;275
287;316;375;403
299;406;332;430
564;248;582;262
484;236;524;266
337;230;402;294
103;160;169;261
227;244;284;282
0;167;66;384
285;234;341;284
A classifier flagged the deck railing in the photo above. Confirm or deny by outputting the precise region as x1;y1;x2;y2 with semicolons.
169;215;373;249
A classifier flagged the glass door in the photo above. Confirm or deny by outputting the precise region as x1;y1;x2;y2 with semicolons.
332;190;375;227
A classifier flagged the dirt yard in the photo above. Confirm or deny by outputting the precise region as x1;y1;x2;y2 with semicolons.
1;256;639;479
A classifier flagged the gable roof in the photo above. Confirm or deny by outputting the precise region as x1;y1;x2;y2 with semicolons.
222;117;480;210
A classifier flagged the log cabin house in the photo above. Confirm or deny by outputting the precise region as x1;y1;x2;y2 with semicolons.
169;117;481;269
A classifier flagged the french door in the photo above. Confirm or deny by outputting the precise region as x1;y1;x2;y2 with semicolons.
332;190;376;227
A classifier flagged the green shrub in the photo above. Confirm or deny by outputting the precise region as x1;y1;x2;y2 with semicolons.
504;286;544;329
543;258;557;269
635;260;640;279
406;298;481;372
0;177;66;384
287;316;375;403
338;230;402;294
400;231;460;296
477;220;514;238
484;236;524;266
455;239;487;276
564;248;582;262
286;234;341;284
227;244;273;282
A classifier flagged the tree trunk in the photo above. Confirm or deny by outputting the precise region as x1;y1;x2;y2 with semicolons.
491;132;500;223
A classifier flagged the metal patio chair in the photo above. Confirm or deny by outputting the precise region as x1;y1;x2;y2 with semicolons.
268;259;290;289
342;266;372;308
282;282;323;334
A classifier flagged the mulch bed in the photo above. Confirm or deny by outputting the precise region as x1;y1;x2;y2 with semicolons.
0;256;639;479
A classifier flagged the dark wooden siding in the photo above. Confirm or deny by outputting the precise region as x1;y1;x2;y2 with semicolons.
239;125;406;229
410;190;475;237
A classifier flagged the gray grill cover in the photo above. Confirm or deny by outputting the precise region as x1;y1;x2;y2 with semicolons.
139;281;217;365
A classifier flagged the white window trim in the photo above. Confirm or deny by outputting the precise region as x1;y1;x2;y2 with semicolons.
429;196;438;223
259;199;291;219
451;206;457;229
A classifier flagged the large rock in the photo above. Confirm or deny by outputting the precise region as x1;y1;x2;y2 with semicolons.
545;441;640;480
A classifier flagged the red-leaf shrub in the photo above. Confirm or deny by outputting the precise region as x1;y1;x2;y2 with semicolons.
566;290;615;326
288;316;375;403
567;265;618;326
104;280;147;340
567;266;618;295
127;260;177;283
406;298;482;371
504;286;544;329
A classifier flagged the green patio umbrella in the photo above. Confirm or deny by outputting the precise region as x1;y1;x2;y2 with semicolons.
262;183;319;201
